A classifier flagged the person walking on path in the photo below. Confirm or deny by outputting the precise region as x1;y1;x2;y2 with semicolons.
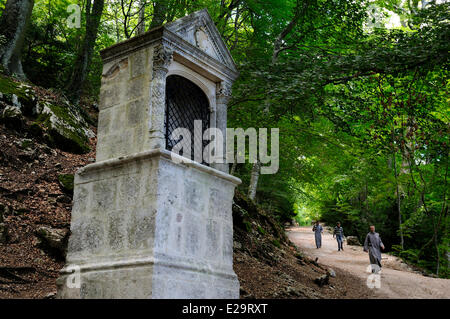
312;221;323;248
333;222;345;251
364;225;385;273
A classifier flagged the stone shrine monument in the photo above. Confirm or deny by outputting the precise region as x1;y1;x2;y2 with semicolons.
56;9;240;299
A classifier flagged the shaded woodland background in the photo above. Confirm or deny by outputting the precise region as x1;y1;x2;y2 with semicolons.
0;0;448;278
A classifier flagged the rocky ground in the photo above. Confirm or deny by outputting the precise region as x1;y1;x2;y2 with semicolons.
0;73;99;298
0;123;96;298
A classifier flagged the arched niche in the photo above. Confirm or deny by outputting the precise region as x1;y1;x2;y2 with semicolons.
164;74;211;165
166;65;216;108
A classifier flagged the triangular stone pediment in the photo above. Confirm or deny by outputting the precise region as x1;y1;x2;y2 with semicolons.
165;9;237;72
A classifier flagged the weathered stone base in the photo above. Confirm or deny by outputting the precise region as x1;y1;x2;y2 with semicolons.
57;149;240;299
57;257;239;299
151;253;239;299
57;263;154;299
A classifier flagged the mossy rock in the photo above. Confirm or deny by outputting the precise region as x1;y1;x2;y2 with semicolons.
36;102;91;154
1;74;92;154
29;122;43;137
35;226;69;258
1;105;23;129
257;225;266;235
243;220;252;233
47;126;90;154
2;105;22;118
272;239;281;248
0;74;37;115
20;139;33;149
58;174;74;193
0;74;25;98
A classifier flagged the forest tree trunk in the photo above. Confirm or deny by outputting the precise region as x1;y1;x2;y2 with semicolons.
66;0;105;105
230;153;237;176
392;138;405;250
113;3;121;42
149;0;168;29
0;0;34;79
248;1;307;197
248;160;261;200
137;0;147;35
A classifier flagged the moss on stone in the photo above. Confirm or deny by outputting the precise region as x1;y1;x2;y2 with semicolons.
257;225;266;235
1;74;91;154
58;174;74;193
47;103;79;128
0;74;24;97
243;220;252;233
20;139;33;149
29;122;43;137
0;74;33;108
2;105;21;118
0;105;23;128
35;105;90;154
48;104;90;153
49;127;90;154
272;239;281;248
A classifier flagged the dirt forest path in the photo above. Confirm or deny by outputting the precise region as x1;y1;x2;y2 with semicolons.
287;226;450;299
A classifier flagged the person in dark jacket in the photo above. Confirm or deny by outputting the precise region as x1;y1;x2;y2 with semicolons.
333;222;344;251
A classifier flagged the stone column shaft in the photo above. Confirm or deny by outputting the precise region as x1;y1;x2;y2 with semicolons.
148;43;173;149
214;81;232;173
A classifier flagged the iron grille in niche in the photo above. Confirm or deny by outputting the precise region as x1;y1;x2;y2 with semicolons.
165;75;211;165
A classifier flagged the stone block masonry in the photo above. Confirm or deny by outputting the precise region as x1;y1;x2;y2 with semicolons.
57;150;240;298
96;47;154;162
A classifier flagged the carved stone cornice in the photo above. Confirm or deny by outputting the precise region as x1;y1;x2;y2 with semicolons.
152;43;173;74
217;81;232;101
100;26;238;82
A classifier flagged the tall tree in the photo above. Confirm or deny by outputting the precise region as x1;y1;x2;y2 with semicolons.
149;0;168;28
66;0;105;105
247;0;311;199
137;0;147;35
0;0;34;79
248;160;261;200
